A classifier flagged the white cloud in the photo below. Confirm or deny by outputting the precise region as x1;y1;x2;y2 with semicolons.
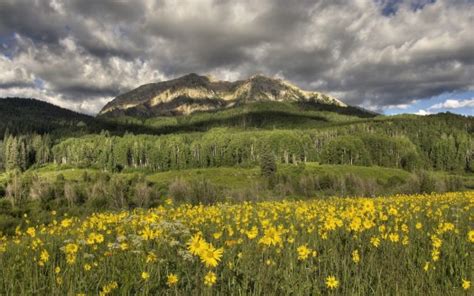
414;109;431;116
386;103;412;110
429;98;474;110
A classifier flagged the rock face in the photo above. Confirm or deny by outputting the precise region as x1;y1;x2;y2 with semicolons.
99;73;346;117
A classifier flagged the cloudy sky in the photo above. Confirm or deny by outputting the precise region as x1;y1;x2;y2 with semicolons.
0;0;473;116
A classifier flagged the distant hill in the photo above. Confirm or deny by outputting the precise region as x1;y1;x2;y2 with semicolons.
0;97;96;135
99;73;347;117
0;97;171;137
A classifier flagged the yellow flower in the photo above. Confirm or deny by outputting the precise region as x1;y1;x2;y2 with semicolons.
259;227;283;246
204;271;217;287
26;227;36;238
100;281;118;295
415;222;422;229
40;249;49;263
199;244;224;268
146;252;158;263
187;234;207;256
86;232;104;245
431;249;440;261
167;273;179;287
352;250;360;264
66;254;76;265
246;226;259;239
462;279;471;290
388;233;399;243
141;272;150;281
423;261;430;272
55;266;61;274
60;218;73;228
140;226;161;241
64;243;79;254
431;235;442;248
325;275;339;289
468;230;474;243
84;263;92;271
297;245;311;260
370;236;380;248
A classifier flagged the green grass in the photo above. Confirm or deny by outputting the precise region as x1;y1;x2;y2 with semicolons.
280;163;411;181
25;164;97;181
146;166;262;189
145;163;413;189
16;163;470;189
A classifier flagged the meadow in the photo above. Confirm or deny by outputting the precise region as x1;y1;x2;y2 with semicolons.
0;192;472;295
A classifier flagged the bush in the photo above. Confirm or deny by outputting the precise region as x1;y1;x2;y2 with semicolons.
445;175;463;192
189;178;220;205
132;181;153;208
417;171;436;194
169;178;191;203
0;214;19;235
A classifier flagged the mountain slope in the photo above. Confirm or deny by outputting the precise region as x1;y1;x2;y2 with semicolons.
0;97;97;135
0;97;176;137
99;73;347;117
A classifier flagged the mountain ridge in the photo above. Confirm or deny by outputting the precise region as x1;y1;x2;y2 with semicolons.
98;73;347;117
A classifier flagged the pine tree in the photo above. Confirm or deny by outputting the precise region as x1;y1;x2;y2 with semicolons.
260;144;277;178
5;136;18;171
18;140;27;171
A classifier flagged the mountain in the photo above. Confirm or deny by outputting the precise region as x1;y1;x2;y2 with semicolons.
0;97;97;135
99;73;347;117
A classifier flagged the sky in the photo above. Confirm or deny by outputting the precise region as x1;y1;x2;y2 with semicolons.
0;0;473;116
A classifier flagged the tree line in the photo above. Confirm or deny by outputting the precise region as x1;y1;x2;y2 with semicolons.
0;113;472;174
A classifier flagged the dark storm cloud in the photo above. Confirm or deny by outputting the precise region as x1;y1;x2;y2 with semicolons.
0;0;473;114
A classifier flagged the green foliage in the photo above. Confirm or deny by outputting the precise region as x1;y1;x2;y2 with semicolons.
48;114;473;174
260;144;277;178
2;134;51;172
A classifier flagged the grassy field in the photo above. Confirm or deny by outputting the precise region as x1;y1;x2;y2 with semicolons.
0;192;472;295
2;163;471;199
0;163;412;187
14;163;412;186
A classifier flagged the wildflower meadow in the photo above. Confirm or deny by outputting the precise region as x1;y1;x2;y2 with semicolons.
0;192;472;295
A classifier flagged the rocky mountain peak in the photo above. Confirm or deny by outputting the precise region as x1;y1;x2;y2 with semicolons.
99;73;346;117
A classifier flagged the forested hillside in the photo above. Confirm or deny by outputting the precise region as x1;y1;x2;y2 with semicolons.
1;110;471;174
0;98;97;136
0;98;165;138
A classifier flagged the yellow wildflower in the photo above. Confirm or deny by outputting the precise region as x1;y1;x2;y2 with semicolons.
167;273;179;287
297;245;311;261
204;271;217;287
352;250;360;264
199;244;223;268
26;227;36;238
462;279;471;290
325;276;339;289
141;272;150;281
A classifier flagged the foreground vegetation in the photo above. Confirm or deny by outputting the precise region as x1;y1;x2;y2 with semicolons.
0;192;472;295
1;163;471;235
